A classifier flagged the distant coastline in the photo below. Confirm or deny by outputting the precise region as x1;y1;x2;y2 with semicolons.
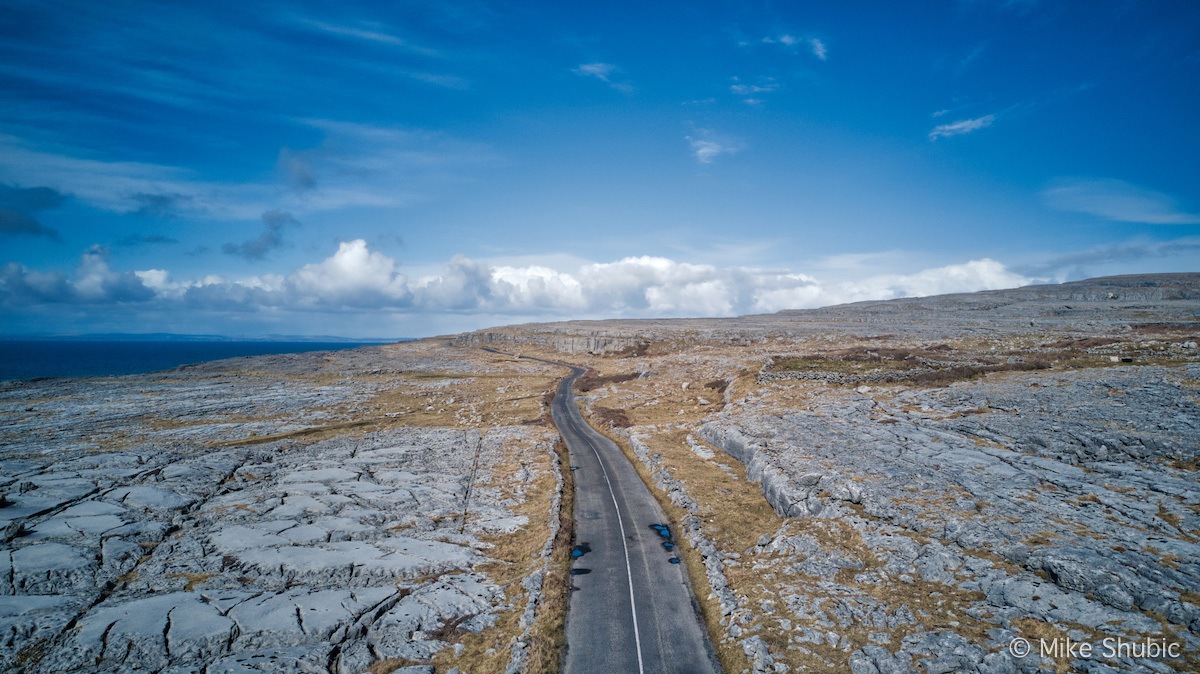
0;338;401;382
7;333;398;343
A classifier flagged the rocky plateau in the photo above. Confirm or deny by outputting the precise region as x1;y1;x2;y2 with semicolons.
464;273;1200;674
1;343;566;674
3;273;1199;674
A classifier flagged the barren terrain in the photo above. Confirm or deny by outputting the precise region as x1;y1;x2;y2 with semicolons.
461;274;1200;673
3;273;1199;673
0;343;569;674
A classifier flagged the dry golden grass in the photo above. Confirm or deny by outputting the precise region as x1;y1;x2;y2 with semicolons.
1171;456;1200;472
366;657;423;674
1025;530;1061;546
1010;617;1074;674
116;344;562;452
357;366;556;430
1155;504;1195;542
141;412;281;431
215;419;376;447
164;572;216;592
519;439;575;674
12;638;52;673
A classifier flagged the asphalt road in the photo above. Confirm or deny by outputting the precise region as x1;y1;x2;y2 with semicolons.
550;366;721;674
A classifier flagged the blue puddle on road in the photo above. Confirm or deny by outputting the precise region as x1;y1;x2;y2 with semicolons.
570;543;593;578
649;523;681;565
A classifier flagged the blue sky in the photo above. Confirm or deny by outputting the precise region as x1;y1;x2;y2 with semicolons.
1;0;1197;337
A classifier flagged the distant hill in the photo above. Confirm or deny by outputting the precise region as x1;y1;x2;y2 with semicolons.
455;272;1200;354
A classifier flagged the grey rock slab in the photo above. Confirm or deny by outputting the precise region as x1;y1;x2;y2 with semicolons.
10;542;95;594
107;485;197;511
52;592;234;671
849;644;916;674
0;594;81;664
279;467;360;483
203;646;334;673
226;586;397;646
367;576;501;662
31;512;126;538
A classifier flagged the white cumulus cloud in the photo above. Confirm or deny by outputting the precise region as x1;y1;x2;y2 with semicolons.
2;241;1036;325
288;239;411;307
835;258;1029;303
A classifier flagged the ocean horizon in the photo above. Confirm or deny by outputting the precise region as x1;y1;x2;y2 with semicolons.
0;339;392;382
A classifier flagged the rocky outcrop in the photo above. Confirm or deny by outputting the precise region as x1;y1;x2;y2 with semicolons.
453;328;648;355
701;364;1200;672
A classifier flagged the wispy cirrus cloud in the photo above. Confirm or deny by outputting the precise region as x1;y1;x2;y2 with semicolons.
760;34;828;60
730;77;780;104
761;34;799;47
928;114;995;140
295;18;442;57
572;63;635;93
0;134;263;220
0;120;492;222
685;130;743;164
400;70;470;89
1018;236;1200;278
729;81;779;96
1041;178;1200;225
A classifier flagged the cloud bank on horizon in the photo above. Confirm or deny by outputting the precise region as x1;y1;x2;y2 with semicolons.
0;1;1197;337
1;239;1030;332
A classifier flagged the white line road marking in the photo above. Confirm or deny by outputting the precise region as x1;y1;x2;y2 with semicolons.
573;408;646;674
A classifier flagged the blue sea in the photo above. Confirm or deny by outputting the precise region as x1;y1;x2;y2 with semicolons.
0;340;387;382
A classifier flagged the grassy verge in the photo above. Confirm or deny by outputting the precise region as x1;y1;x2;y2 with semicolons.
522;437;575;673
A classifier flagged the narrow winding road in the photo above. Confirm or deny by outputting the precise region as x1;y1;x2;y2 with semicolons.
550;366;720;674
